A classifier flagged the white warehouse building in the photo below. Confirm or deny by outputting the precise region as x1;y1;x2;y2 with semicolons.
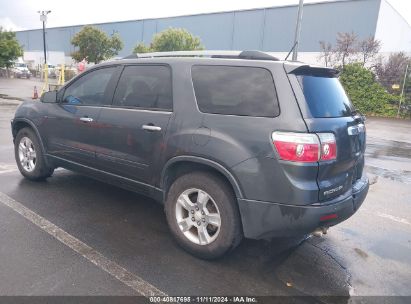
15;0;411;66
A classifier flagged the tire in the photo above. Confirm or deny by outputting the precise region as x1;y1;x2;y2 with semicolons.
165;171;242;259
14;127;54;181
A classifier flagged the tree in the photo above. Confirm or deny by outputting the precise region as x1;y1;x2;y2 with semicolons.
316;33;409;117
133;42;151;54
339;63;397;116
71;25;123;64
318;41;333;67
358;36;381;65
335;32;358;67
375;52;410;94
319;34;381;68
133;28;204;54
0;27;23;69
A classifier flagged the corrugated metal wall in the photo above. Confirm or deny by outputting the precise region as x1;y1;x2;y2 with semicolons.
16;0;382;57
375;0;411;52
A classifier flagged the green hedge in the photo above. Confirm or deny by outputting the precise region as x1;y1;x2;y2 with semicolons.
339;63;398;117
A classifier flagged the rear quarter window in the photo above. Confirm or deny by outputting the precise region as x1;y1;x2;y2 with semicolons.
297;75;354;118
191;65;279;117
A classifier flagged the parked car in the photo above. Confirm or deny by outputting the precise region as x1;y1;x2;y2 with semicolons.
11;50;369;259
46;64;57;78
10;62;31;79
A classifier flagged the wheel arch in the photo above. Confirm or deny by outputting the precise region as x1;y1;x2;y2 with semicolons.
12;118;50;166
161;156;244;201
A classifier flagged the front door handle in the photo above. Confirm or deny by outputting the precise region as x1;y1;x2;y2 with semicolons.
142;124;161;132
80;117;93;123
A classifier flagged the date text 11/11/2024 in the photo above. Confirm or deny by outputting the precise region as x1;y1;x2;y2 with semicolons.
149;296;258;303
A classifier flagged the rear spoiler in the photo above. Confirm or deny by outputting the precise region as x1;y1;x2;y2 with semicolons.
285;64;340;78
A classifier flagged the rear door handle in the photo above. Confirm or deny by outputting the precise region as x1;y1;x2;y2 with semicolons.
79;117;93;123
142;124;161;132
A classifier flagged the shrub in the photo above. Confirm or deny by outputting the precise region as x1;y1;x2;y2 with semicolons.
339;63;397;117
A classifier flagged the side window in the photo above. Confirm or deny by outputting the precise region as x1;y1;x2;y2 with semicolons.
113;65;172;111
191;65;279;117
62;67;116;106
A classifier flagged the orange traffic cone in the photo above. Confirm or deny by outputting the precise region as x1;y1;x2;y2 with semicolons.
33;86;38;99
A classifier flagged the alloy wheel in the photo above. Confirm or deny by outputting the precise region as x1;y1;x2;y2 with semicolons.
18;137;37;172
175;188;221;245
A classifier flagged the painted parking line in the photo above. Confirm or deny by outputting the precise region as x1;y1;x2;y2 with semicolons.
0;163;18;174
359;208;410;227
0;191;167;297
0;164;65;175
376;211;411;226
0;169;18;175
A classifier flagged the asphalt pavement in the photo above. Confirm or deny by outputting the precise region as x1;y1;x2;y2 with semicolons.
0;77;58;101
0;78;410;302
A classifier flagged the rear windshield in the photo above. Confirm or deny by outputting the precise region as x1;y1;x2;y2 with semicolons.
192;65;279;117
297;76;354;118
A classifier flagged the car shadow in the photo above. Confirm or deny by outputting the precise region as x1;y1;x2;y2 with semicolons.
12;170;351;300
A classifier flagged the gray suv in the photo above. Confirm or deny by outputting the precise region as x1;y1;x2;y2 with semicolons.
11;51;369;259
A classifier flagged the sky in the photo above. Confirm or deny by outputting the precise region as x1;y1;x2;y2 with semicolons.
0;0;410;31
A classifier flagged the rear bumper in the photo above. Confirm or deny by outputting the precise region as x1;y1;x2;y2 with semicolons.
238;175;369;239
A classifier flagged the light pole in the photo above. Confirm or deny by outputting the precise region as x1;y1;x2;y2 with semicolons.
292;0;304;61
37;10;51;64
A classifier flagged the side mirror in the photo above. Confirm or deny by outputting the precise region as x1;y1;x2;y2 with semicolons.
40;90;57;103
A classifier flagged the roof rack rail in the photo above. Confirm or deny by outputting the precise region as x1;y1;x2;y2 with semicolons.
122;50;279;61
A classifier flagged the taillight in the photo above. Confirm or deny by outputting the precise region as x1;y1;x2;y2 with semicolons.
318;133;337;161
272;132;336;163
272;132;320;162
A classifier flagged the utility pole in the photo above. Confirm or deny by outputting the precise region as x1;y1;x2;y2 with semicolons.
38;10;51;64
292;0;304;61
397;63;409;118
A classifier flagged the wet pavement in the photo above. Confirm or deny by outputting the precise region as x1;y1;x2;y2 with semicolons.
0;80;410;300
0;77;58;101
364;136;411;184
